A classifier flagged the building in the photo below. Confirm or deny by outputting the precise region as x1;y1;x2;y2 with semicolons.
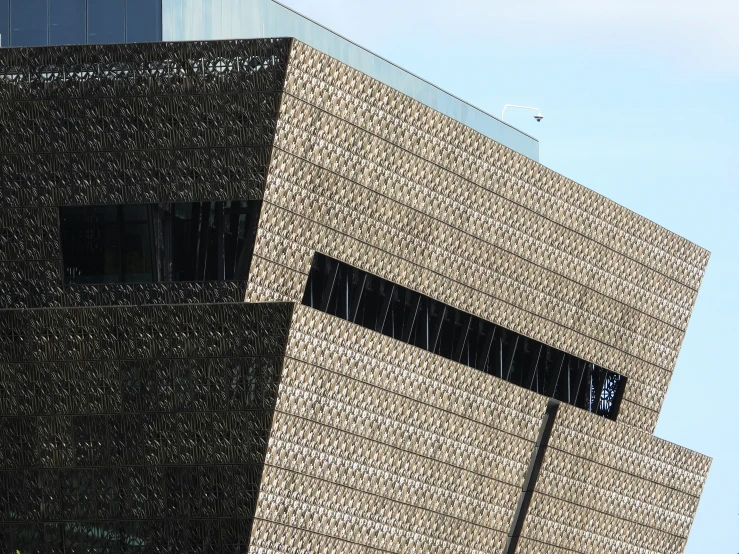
0;6;710;554
0;0;162;46
0;0;537;159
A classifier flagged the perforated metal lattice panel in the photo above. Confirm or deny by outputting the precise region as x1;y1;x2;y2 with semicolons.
0;39;290;311
0;302;293;552
515;403;711;554
249;305;548;553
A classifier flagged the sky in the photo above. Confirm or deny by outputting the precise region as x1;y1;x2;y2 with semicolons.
276;1;738;552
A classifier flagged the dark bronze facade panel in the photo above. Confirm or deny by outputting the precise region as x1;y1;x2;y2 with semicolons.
617;398;661;432
514;403;710;554
0;301;293;551
256;151;681;374
268;92;697;336
251;182;668;424
0;39;290;311
249;304;548;553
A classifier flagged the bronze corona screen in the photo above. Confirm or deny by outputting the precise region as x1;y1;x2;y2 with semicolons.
0;39;710;553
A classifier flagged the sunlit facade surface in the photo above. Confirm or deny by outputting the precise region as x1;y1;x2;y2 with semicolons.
0;1;713;552
0;0;161;46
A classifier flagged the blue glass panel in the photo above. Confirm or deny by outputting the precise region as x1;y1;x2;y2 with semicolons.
162;0;539;160
0;0;9;48
10;0;47;47
126;0;162;42
88;0;125;44
49;0;85;45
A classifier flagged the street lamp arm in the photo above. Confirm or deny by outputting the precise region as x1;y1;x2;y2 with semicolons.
501;104;543;121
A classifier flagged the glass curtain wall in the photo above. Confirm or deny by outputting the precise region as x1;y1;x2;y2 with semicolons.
0;0;161;47
163;0;540;161
302;252;627;420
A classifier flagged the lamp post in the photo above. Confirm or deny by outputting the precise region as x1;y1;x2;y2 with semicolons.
501;104;544;122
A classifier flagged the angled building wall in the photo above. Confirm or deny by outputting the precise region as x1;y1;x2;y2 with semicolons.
247;305;710;554
250;305;549;553
0;38;711;554
517;403;710;554
248;39;710;434
0;301;293;551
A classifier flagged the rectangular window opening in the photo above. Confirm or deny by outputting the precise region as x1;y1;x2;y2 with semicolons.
302;252;627;420
60;201;261;285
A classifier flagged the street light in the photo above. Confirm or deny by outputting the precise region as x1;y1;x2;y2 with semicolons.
501;104;544;122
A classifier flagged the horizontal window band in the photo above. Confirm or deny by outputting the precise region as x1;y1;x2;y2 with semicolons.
302;252;627;421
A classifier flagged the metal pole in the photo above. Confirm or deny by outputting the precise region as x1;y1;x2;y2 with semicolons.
501;104;543;121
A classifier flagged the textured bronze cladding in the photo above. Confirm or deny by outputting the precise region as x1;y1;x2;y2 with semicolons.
245;39;709;432
0;39;290;310
249;305;549;553
515;403;710;554
0;301;293;550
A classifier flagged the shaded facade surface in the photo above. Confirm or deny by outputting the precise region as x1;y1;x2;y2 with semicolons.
0;39;288;308
0;301;293;551
0;39;712;554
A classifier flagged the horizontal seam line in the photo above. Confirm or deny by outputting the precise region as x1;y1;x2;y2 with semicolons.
282;352;541;446
262;461;511;536
529;489;689;542
250;518;389;553
544;444;703;499
269;409;522;527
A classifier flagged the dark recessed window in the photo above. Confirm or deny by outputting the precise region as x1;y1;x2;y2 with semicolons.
60;205;152;285
60;201;261;285
302;252;627;420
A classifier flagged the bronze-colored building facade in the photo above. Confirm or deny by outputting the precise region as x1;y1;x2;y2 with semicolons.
0;38;709;553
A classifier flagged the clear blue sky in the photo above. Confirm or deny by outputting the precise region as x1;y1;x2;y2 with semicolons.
281;1;737;551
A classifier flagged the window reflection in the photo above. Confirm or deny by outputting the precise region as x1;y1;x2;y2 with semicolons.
50;0;85;45
10;0;47;46
1;0;162;47
61;205;150;285
88;0;125;44
60;201;260;285
126;0;162;42
0;0;9;47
